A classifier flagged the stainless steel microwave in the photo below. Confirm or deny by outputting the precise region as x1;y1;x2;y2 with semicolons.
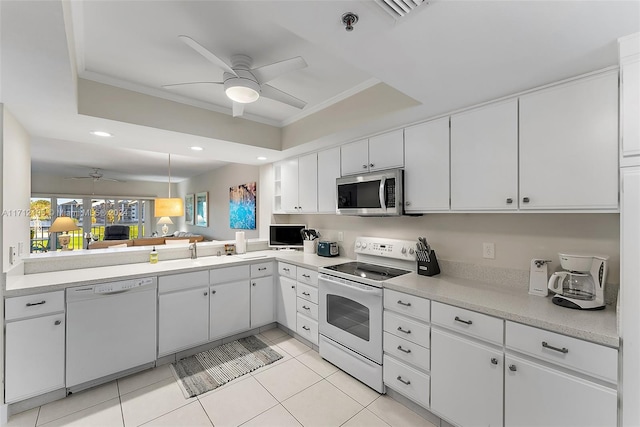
336;169;404;216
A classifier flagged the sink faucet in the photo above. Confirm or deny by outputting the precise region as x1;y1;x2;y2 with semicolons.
189;241;198;259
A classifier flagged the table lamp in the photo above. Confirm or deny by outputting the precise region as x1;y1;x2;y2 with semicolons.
157;216;173;236
49;216;79;250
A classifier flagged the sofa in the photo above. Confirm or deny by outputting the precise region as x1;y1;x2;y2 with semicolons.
88;235;204;250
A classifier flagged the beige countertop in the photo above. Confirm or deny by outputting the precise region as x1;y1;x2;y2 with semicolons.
384;272;619;348
5;251;618;348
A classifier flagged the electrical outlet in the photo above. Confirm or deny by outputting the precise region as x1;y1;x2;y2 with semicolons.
337;232;344;242
483;242;495;259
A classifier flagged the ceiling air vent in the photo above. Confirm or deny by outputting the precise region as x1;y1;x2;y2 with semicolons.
374;0;428;19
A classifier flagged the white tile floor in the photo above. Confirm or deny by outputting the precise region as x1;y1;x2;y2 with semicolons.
7;328;437;427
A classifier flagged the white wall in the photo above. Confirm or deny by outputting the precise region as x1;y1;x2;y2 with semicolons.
177;163;260;240
293;212;621;283
31;173;173;198
3;107;30;273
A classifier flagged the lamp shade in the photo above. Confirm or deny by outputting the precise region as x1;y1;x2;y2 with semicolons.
49;216;79;233
154;198;184;217
157;216;174;225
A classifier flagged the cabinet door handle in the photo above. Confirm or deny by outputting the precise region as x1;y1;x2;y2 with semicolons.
283;268;290;272
54;320;62;326
396;376;411;385
362;164;368;169
252;283;256;286
302;292;311;296
454;316;473;325
258;267;267;271
369;163;374;168
302;274;310;278
542;341;568;354
302;305;310;310
397;300;411;307
291;285;296;289
522;197;530;203
397;326;411;334
405;201;411;206
211;290;217;294
26;300;46;307
302;325;310;331
204;292;208;296
491;357;499;365
506;198;513;204
397;345;411;354
509;364;517;372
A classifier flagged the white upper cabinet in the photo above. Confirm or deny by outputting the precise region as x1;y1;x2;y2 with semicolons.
277;154;318;214
620;33;640;167
404;117;450;212
341;130;404;175
317;147;341;213
451;99;519;210
519;71;619;210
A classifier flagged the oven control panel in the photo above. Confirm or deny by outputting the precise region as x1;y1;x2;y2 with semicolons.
354;237;417;261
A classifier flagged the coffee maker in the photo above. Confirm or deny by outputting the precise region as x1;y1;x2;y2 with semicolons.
547;253;608;310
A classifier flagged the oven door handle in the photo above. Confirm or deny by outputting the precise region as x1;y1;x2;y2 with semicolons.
379;177;386;210
319;276;383;294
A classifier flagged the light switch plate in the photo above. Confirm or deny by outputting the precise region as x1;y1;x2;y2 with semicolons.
483;242;495;259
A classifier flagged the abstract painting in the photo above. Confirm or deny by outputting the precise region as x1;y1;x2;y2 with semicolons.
229;182;256;229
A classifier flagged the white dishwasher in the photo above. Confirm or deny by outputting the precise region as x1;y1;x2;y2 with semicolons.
66;277;157;389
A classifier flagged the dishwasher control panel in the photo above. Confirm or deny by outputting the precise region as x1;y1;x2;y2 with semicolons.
94;277;155;294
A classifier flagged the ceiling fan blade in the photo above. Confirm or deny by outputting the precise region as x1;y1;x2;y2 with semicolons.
251;56;307;84
178;35;237;77
232;102;245;118
261;84;307;109
162;81;223;89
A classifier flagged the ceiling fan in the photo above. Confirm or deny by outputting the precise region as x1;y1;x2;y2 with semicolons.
163;35;308;117
65;168;123;182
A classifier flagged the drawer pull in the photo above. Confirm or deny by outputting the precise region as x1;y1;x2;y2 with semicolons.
397;300;412;307
302;325;310;331
302;274;310;278
302;305;310;310
291;286;296;289
397;326;411;334
54;320;62;326
26;300;46;307
397;345;411;354
302;292;311;296
283;268;290;272
491;357;498;365
252;283;256;286
258;267;267;271
204;292;208;296
396;376;411;385
211;290;217;294
509;364;517;372
542;341;568;354
454;316;473;325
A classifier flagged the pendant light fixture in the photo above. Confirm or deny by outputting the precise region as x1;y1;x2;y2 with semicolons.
155;153;184;218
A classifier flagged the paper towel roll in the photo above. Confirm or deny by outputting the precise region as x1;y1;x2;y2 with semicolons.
235;231;246;254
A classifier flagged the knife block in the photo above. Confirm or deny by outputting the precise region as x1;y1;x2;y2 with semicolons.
417;250;440;277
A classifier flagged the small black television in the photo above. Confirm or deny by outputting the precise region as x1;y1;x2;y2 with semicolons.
269;224;306;249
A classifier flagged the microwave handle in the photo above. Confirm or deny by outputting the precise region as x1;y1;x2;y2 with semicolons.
379;177;386;209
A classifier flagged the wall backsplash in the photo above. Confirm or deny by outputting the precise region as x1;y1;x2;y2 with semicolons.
288;212;621;284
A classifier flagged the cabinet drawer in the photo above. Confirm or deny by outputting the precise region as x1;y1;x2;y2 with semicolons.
384;311;430;348
5;291;64;321
297;298;318;321
384;289;430;322
159;270;209;293
506;321;617;383
296;267;318;286
296;282;318;304
431;302;503;346
278;262;297;278
383;331;430;372
296;312;318;345
210;265;250;284
383;354;430;408
251;262;273;278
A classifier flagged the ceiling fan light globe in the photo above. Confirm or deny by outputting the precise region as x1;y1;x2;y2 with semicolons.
225;85;259;104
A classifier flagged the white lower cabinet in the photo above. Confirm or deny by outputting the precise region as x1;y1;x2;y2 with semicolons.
158;271;210;356
277;273;297;331
5;308;65;403
505;354;617;427
210;280;250;340
383;354;430;408
251;276;275;327
431;328;503;427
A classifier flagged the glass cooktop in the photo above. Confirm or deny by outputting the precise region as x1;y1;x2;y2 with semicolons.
323;261;411;282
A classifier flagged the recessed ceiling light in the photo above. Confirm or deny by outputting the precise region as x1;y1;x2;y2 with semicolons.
257;156;267;161
90;130;113;137
190;146;204;151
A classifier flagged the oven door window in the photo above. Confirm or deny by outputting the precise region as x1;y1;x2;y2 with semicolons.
326;295;370;341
